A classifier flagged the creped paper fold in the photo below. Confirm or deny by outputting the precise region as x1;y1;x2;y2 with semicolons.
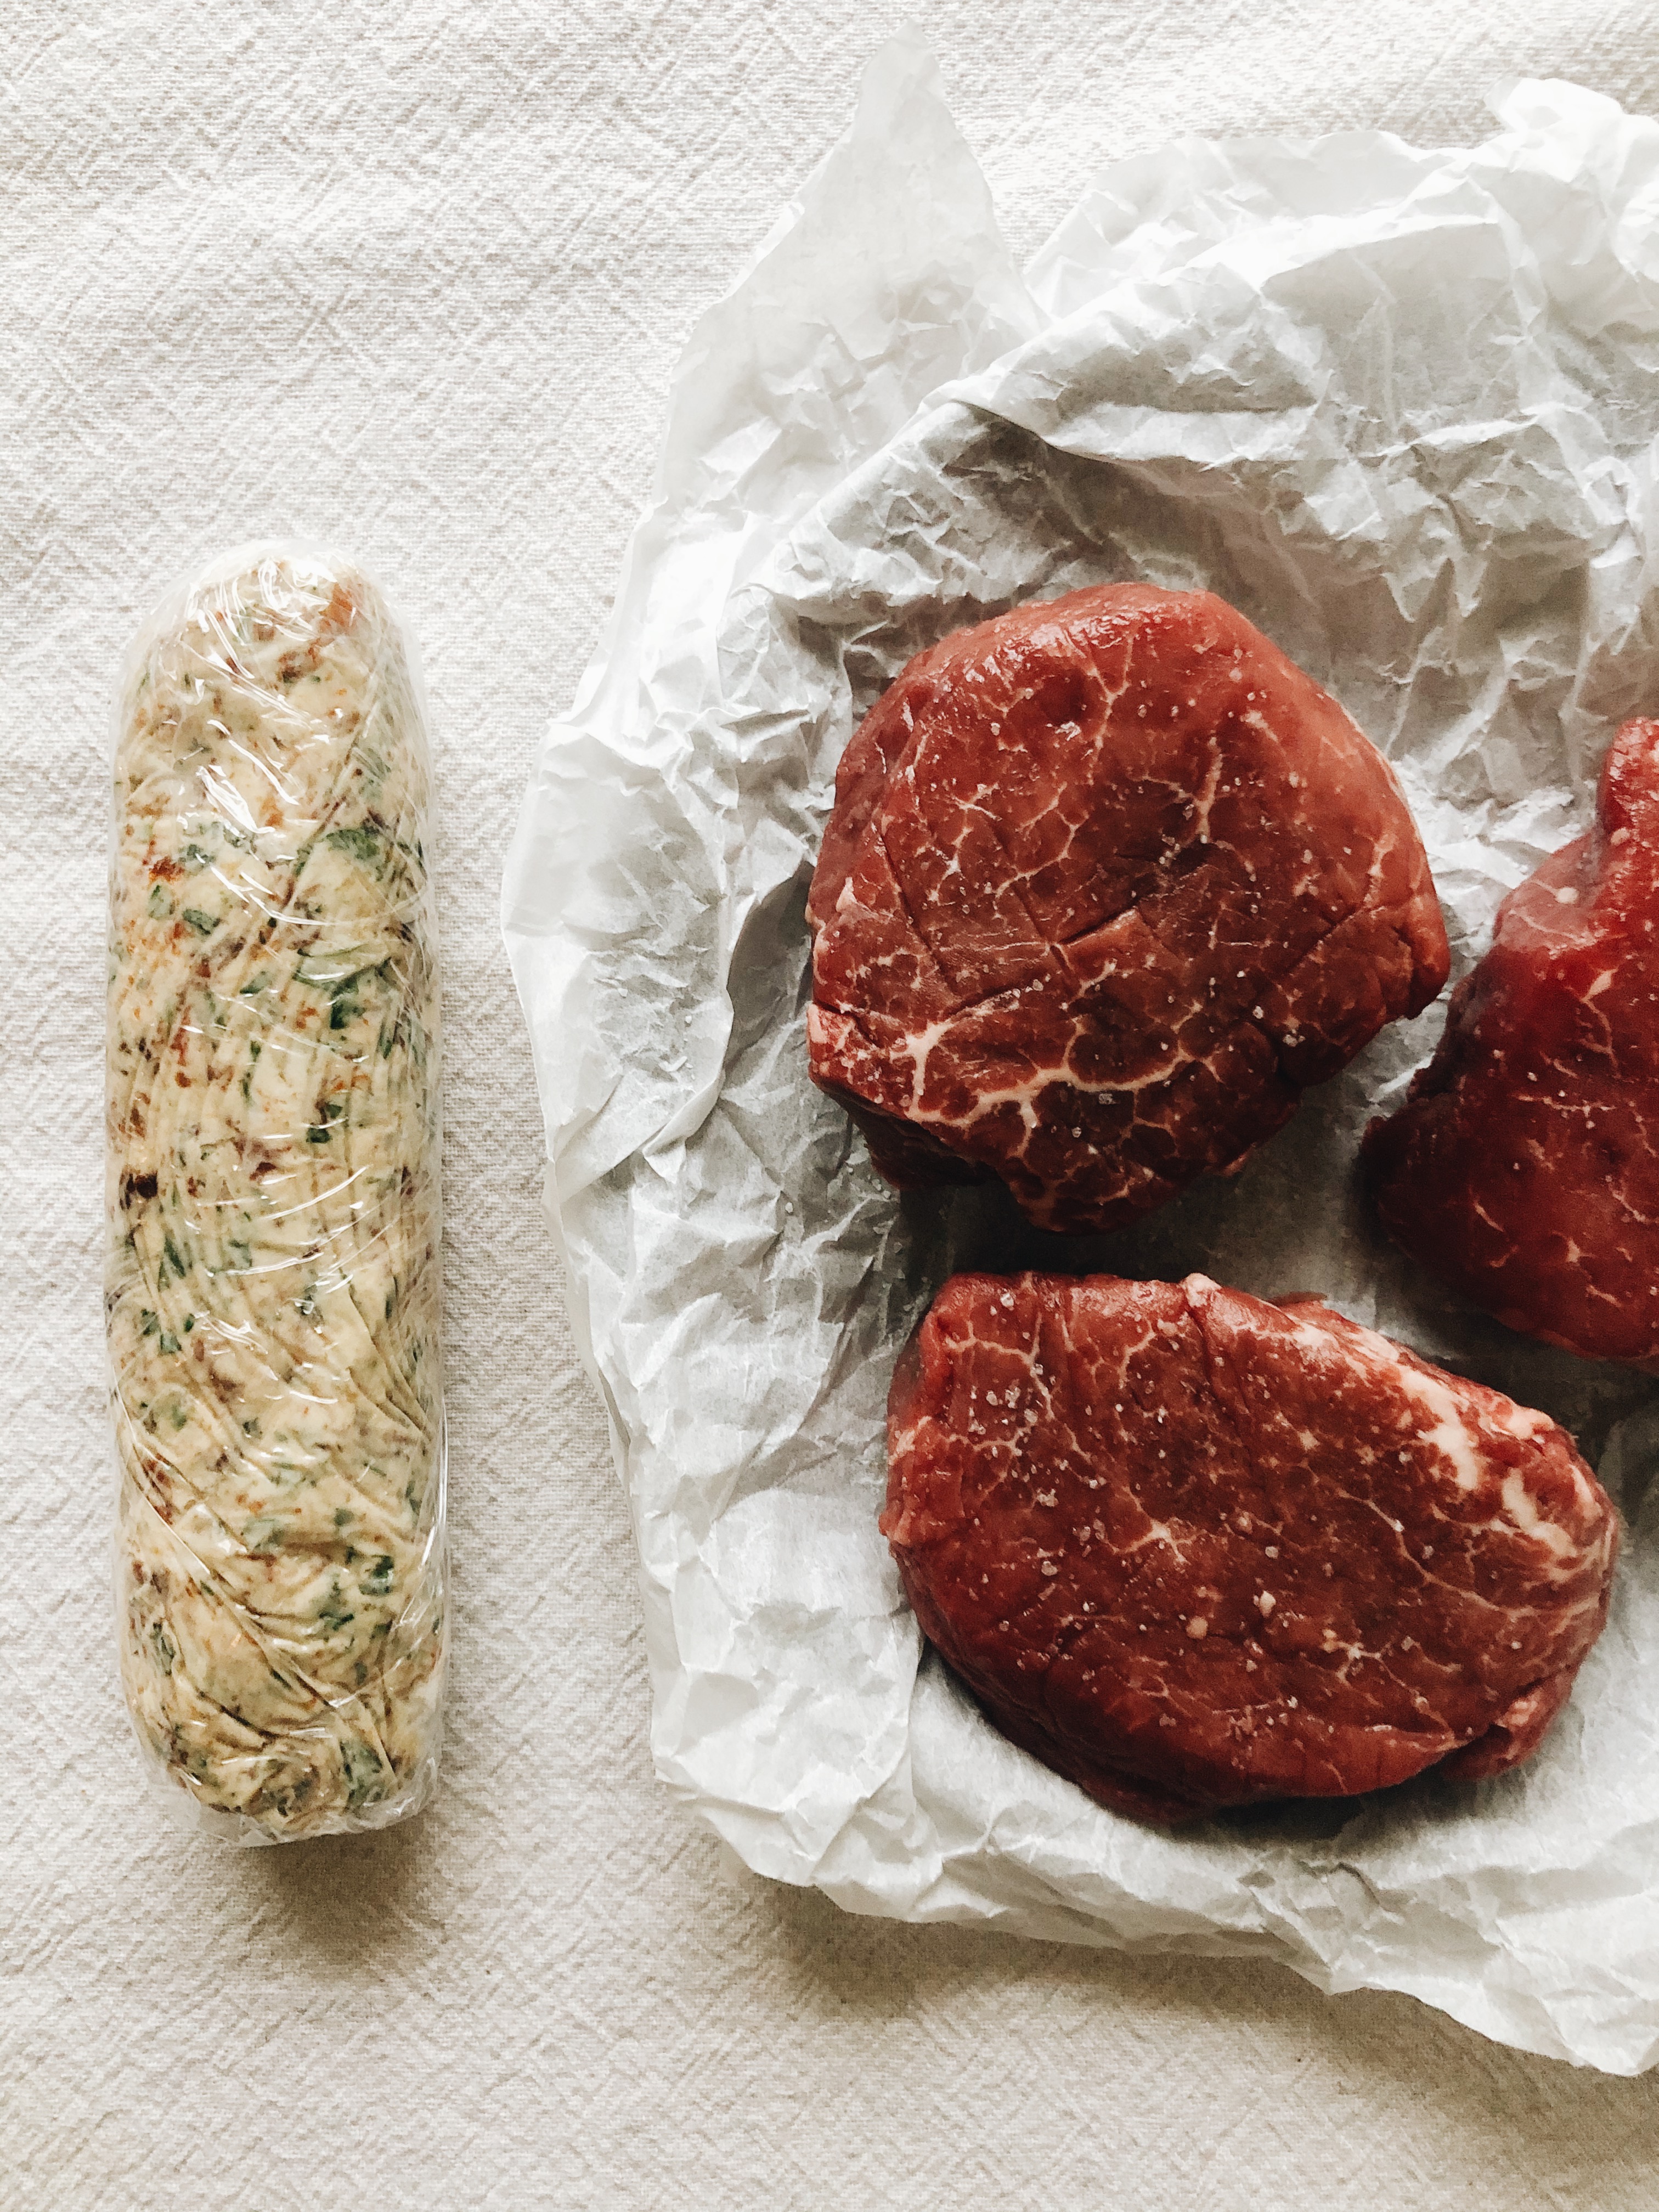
504;37;1659;2072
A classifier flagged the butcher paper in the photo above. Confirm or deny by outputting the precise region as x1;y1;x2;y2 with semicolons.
502;34;1659;2073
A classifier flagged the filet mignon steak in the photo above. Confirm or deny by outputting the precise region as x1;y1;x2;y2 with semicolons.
883;1271;1617;1825
807;585;1449;1234
1364;717;1659;1367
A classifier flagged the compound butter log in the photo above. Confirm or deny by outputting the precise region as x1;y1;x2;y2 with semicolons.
107;546;447;1841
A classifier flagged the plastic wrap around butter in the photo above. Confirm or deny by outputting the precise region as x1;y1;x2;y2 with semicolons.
504;39;1659;2070
110;543;447;1843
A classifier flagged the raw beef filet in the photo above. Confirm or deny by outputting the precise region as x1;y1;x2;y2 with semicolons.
883;1271;1617;1825
1364;718;1659;1367
807;585;1449;1233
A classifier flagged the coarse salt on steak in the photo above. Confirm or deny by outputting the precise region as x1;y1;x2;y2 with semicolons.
807;585;1449;1233
1364;717;1659;1368
882;1271;1617;1826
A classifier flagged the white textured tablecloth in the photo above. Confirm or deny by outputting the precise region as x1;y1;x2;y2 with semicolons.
10;2;1659;2203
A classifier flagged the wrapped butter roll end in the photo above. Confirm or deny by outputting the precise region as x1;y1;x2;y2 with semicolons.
107;544;447;1843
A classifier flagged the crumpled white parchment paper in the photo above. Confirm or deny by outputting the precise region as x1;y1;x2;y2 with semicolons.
503;35;1659;2073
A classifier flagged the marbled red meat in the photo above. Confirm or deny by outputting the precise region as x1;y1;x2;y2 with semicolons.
882;1271;1617;1826
1365;718;1659;1368
807;585;1449;1233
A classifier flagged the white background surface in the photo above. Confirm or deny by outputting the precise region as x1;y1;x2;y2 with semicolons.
9;2;1659;2203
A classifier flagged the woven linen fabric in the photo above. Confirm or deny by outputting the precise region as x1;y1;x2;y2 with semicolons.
8;1;1659;2204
